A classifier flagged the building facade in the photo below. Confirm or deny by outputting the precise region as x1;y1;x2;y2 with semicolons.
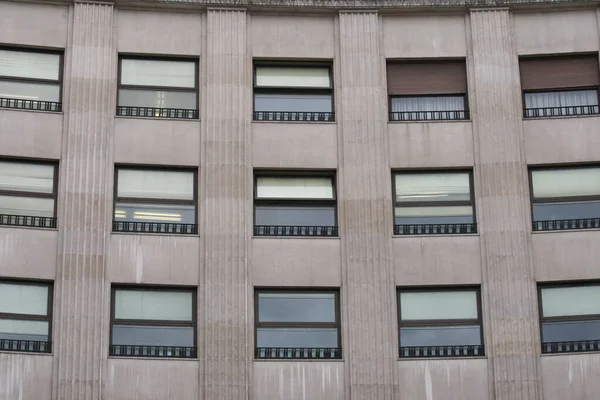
0;0;599;399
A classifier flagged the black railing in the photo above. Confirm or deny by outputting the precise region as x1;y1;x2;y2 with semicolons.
255;347;342;359
0;214;56;228
400;345;484;358
113;221;198;234
389;110;469;122
0;339;51;353
542;340;600;354
532;218;600;232
254;225;338;237
109;345;197;358
394;223;477;235
0;97;61;112
524;105;599;118
253;111;335;122
117;106;199;119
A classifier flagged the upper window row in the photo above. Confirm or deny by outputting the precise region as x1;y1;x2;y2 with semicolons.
2;48;598;121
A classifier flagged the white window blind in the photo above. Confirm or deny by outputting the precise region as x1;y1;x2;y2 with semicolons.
541;286;600;317
0;196;54;217
0;161;54;193
256;177;333;199
532;168;600;198
115;289;193;321
0;49;60;80
0;283;48;315
391;96;465;112
394;205;472;218
0;319;48;335
117;169;194;200
524;90;599;109
121;59;195;88
395;173;470;202
400;291;478;320
256;67;330;88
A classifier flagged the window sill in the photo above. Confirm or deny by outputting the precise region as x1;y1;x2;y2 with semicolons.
252;120;336;124
397;355;486;361
393;233;479;238
253;358;344;362
0;107;62;115
523;113;600;121
387;119;471;124
253;235;340;240
531;227;600;235
111;231;199;238
0;350;53;356
0;224;58;232
541;350;600;357
108;356;198;361
115;115;199;122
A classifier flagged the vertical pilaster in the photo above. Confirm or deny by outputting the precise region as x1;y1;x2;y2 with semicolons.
469;9;542;400
337;11;397;400
201;8;250;400
52;2;115;400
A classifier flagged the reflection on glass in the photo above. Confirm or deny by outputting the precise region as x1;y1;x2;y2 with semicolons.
395;173;470;202
400;325;481;347
0;319;49;342
533;201;600;222
258;293;335;323
542;320;600;343
254;93;332;113
112;325;194;347
394;206;473;225
119;89;197;109
0;81;60;102
255;206;335;226
257;328;338;348
114;203;195;224
0;195;54;217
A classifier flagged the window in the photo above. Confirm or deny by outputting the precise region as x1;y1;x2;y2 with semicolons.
539;283;600;354
530;166;600;231
0;159;58;228
0;47;62;112
254;173;337;237
398;287;484;358
113;167;197;234
253;62;334;122
393;171;476;235
0;280;52;353
117;56;198;119
255;290;341;359
520;54;600;118
110;286;196;358
387;60;468;121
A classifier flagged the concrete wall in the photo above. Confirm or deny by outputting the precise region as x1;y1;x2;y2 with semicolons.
541;354;600;400
0;353;53;400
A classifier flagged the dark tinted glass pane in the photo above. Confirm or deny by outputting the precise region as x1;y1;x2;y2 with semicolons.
255;205;335;226
115;203;196;224
0;80;60;102
542;320;600;343
533;201;600;221
112;325;194;347
400;325;481;347
254;93;332;113
257;328;338;348
118;89;197;109
258;293;336;322
0;320;49;342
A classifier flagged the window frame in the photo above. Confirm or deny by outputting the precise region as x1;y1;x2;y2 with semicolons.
116;54;199;119
522;86;600;118
388;93;470;122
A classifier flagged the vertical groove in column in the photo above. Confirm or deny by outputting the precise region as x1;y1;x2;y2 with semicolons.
202;8;249;400
52;3;115;400
469;9;542;400
338;11;397;400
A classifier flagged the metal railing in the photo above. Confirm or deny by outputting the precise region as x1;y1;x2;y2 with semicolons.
253;111;335;122
255;347;342;360
0;97;61;112
117;106;199;119
399;345;484;358
394;223;477;235
0;339;52;353
542;340;600;354
109;345;197;358
113;221;198;235
532;218;600;232
0;214;56;228
389;110;469;122
254;225;338;237
524;105;599;118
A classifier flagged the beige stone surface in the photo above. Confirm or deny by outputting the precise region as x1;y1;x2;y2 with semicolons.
0;353;53;400
0;1;68;48
0;110;63;160
0;228;57;280
541;354;600;400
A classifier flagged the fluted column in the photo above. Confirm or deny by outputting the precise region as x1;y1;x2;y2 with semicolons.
337;11;397;400
52;2;115;400
469;9;542;400
201;8;250;400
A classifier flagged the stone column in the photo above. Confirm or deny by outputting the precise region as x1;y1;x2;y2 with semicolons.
52;2;115;400
337;11;398;400
468;8;542;400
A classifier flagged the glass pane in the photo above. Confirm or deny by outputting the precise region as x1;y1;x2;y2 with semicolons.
525;90;599;109
541;286;600;317
255;67;330;88
256;177;333;199
0;50;60;80
258;292;336;322
532;168;600;198
0;283;48;315
0;162;54;193
254;93;332;113
542;320;600;343
394;206;473;225
121;59;195;88
0;195;54;217
117;169;194;200
112;325;194;347
115;289;193;321
400;325;481;347
532;201;600;222
115;203;196;224
256;328;338;348
0;80;60;102
391;96;465;112
0;319;48;341
255;205;335;226
118;89;197;110
395;173;470;202
400;291;478;320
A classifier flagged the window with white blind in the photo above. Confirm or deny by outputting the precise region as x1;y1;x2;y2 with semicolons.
539;283;600;354
113;167;197;234
393;171;476;235
530;166;600;231
110;286;196;358
0;48;62;112
117;57;198;119
253;62;334;122
398;287;484;358
0;280;52;353
254;174;337;237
